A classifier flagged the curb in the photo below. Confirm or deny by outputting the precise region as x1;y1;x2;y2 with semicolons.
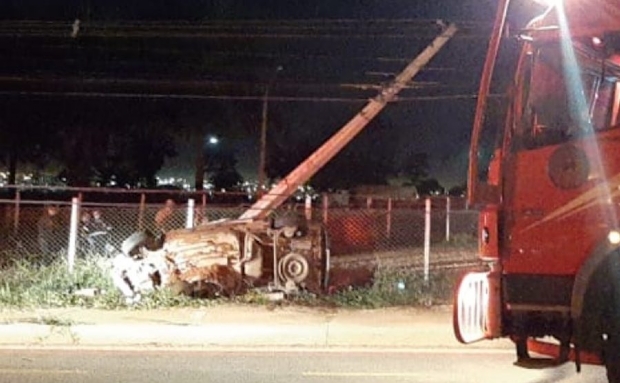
0;322;514;350
0;306;514;350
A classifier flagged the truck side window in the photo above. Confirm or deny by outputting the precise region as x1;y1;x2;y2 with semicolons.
514;44;618;150
519;47;574;149
590;78;615;131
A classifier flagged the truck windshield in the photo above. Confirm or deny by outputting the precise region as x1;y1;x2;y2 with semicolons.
517;43;616;149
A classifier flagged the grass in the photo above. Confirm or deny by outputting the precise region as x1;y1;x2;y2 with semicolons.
0;252;459;310
0;255;117;309
434;233;477;250
237;265;460;309
312;269;455;309
0;253;227;309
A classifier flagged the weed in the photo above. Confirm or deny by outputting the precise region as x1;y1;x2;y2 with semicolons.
288;265;459;309
0;251;461;310
0;254;118;309
35;315;75;327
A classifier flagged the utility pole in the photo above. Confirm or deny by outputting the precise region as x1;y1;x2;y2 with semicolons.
241;23;458;221
257;65;283;197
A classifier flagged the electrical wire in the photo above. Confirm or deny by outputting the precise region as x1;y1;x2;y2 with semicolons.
0;90;503;102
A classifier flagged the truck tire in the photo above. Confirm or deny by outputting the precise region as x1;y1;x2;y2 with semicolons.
598;255;620;383
604;292;620;383
605;343;620;383
578;253;620;383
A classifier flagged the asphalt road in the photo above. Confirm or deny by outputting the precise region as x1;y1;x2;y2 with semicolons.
0;347;608;383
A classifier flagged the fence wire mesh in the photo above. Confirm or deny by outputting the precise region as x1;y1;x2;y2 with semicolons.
0;189;479;272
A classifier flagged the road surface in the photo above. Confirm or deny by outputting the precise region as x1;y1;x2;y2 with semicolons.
0;347;606;383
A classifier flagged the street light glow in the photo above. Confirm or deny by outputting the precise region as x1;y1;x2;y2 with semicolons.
208;136;219;145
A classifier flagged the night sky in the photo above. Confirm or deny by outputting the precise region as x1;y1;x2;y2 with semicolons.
0;1;541;189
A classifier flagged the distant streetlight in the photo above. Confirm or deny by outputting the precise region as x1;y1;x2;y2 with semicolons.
257;65;283;196
208;136;219;145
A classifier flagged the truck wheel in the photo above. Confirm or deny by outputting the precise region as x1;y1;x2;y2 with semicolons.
278;253;309;285
604;335;620;383
597;255;620;383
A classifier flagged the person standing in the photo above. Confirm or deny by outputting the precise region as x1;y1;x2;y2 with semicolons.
154;199;177;234
37;205;62;256
91;209;112;232
89;209;112;255
79;210;93;254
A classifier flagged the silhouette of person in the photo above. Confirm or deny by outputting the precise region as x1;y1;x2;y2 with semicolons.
154;199;177;234
91;209;111;232
37;205;62;255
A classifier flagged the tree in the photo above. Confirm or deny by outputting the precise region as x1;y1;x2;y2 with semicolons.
206;146;243;191
416;178;445;196
169;102;251;190
93;122;176;188
448;183;467;197
56;120;105;186
266;114;405;191
394;151;429;186
0;99;60;185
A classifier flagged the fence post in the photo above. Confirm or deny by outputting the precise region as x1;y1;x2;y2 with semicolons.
13;188;20;234
305;195;312;221
386;197;392;239
423;197;431;283
186;198;195;229
446;196;451;242
202;192;207;222
322;193;329;224
366;196;372;209
138;193;146;230
67;197;80;274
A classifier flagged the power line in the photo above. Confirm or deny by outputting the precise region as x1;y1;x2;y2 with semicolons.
0;30;490;40
7;43;461;67
0;90;503;102
0;75;476;91
0;18;493;28
0;19;492;39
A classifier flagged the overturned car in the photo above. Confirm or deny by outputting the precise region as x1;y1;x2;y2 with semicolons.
112;215;330;302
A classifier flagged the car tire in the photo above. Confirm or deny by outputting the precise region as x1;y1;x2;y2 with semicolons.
121;231;150;256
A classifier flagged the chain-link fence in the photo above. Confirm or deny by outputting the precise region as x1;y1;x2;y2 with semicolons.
0;186;479;272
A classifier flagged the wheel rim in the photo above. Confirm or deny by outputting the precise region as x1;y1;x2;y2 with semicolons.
278;253;309;284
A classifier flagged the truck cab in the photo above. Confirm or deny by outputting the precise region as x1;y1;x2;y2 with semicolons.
454;1;620;381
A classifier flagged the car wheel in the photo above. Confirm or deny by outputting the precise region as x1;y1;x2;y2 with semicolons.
121;231;150;256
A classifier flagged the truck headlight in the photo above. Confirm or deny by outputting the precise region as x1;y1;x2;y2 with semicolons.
608;230;620;245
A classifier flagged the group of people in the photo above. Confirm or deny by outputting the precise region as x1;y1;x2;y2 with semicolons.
80;208;112;255
37;205;113;257
36;198;201;258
